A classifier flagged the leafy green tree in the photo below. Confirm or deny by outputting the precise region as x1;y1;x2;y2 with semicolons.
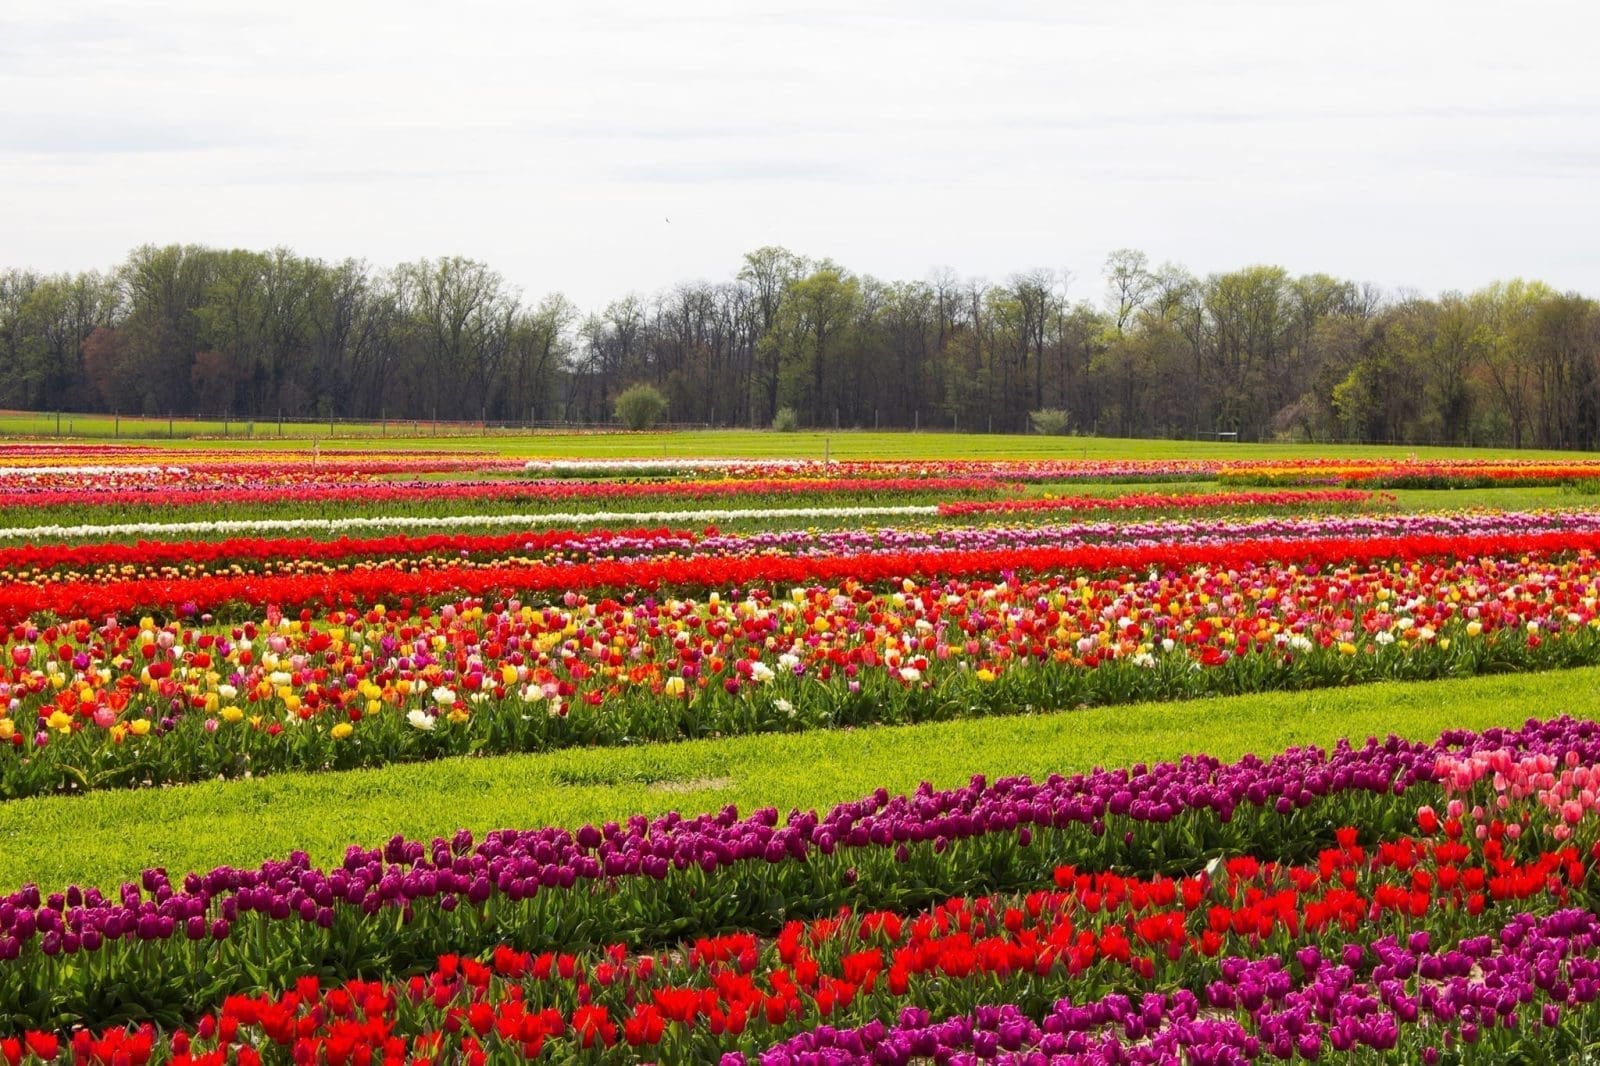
614;382;667;429
771;262;860;426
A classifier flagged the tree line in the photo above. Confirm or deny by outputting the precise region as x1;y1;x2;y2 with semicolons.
2;243;1598;446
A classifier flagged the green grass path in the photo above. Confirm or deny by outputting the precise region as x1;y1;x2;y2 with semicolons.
1;419;1590;461
3;666;1594;891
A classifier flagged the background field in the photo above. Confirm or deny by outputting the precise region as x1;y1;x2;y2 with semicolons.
1;428;1595;891
0;414;1590;461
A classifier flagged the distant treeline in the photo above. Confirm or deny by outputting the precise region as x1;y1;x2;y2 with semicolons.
2;244;1597;446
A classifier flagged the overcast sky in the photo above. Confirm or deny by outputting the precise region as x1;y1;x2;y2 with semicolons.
4;0;1598;308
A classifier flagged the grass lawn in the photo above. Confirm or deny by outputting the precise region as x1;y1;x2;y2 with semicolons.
1;416;1593;461
4;665;1593;891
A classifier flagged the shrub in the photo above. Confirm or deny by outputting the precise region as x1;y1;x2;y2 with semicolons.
613;384;668;430
772;406;800;432
1028;408;1072;435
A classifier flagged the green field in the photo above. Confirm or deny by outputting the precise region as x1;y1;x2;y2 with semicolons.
1;412;1592;461
0;423;1594;902
3;665;1589;891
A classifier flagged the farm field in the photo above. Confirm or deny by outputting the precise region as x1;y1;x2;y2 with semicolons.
4;437;1600;1060
1;412;1594;461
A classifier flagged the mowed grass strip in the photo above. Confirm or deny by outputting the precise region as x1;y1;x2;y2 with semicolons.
2;667;1594;891
0;419;1590;461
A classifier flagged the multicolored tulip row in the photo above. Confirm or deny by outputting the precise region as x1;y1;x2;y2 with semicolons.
11;518;1600;623
935;488;1380;517
0;476;1007;517
10;840;1596;1062
7;538;1600;794
16;446;1600;490
0;501;1499;608
8;715;1600;1050
3;714;1599;1027
0;528;693;584
0;455;524;494
522;456;1600;486
753;904;1600;1064
5;508;1598;580
0;506;941;544
518;458;1220;483
1221;457;1600;488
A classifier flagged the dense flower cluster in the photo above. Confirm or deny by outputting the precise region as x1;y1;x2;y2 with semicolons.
6;519;1600;623
0;453;524;494
1222;458;1600;487
0;494;1423;595
522;456;1600;486
11;445;1600;1058
0;476;1004;515
5;509;1595;579
937;489;1378;516
0;506;944;543
5;715;1600;1047
16;847;1600;1062
5;536;1600;794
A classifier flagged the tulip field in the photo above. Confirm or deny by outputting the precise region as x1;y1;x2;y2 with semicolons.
9;440;1600;1061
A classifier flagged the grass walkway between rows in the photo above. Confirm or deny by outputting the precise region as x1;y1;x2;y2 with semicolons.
3;666;1597;891
1;421;1589;461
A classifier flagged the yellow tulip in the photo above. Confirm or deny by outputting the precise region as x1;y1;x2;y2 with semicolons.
128;719;151;737
331;722;354;740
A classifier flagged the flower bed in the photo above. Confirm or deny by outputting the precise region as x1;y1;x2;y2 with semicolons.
1220;458;1600;488
0;476;1006;516
4;508;1598;580
937;488;1380;516
1;533;1600;795
6;521;1600;623
3;716;1600;1050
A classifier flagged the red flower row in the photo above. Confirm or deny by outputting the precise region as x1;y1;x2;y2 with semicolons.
6;527;1600;625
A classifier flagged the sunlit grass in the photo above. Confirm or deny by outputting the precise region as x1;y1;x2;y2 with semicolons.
1;416;1591;461
1;665;1589;890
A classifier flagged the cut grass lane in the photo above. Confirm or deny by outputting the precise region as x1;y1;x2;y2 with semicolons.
1;421;1590;461
1;666;1593;891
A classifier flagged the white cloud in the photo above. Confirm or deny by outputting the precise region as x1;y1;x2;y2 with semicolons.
2;0;1598;305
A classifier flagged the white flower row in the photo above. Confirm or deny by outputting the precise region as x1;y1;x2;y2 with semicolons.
0;504;942;541
523;459;810;474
